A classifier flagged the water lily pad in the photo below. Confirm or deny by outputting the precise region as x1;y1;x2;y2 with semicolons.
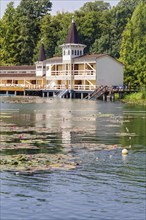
0;153;79;174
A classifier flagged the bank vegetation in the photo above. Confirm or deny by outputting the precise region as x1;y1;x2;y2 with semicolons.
123;88;146;105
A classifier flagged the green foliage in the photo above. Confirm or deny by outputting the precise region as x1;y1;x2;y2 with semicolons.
76;11;102;52
0;0;52;65
120;1;146;87
33;13;63;61
124;89;146;105
0;3;18;65
79;0;111;12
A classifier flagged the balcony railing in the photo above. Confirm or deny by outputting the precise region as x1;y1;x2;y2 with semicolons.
48;70;95;76
0;83;96;91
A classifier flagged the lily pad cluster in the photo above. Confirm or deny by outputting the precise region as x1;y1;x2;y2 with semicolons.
0;153;79;174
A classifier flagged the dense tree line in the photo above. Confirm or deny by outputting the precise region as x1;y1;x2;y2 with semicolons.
0;0;145;86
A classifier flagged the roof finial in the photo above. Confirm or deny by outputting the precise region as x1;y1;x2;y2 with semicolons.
72;15;74;23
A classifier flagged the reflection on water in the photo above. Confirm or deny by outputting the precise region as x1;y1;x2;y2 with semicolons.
0;97;146;220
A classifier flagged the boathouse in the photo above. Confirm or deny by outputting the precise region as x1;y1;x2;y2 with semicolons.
0;17;124;98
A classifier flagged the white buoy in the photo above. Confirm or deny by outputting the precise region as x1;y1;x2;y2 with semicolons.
122;148;128;155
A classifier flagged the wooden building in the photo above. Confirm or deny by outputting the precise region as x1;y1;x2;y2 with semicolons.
0;17;124;97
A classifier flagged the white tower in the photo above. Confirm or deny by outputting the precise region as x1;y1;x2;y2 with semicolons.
60;16;86;63
36;43;46;77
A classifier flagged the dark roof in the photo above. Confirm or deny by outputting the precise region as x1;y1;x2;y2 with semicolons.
65;18;79;44
0;65;35;70
73;54;124;65
38;43;46;61
0;74;35;77
45;57;62;63
74;54;105;61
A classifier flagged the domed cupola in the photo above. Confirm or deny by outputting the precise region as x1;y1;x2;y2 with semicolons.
60;16;86;63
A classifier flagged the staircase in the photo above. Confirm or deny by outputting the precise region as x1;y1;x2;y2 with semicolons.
57;89;69;98
85;86;108;100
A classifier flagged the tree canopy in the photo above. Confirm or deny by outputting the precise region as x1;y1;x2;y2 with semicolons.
120;1;146;86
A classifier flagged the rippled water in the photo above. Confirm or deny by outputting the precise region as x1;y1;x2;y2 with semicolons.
0;97;146;220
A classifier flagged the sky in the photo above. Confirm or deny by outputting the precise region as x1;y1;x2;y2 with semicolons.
0;0;120;18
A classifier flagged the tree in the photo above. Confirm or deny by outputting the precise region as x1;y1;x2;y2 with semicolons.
120;1;146;86
89;0;139;57
0;2;18;65
53;12;73;56
0;0;52;65
15;0;52;64
33;13;62;61
75;11;103;53
90;10;112;55
79;0;111;12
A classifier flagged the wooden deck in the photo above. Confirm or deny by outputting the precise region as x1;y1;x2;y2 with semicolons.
0;85;139;100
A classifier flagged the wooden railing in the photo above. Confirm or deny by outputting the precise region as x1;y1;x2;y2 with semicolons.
0;83;97;91
49;70;95;76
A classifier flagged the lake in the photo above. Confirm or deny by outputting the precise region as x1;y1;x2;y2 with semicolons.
0;97;146;220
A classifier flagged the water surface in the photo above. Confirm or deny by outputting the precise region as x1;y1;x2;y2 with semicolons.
0;97;146;220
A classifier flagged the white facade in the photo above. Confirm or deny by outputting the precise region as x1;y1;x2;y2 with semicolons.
96;56;124;86
36;61;46;77
60;43;86;63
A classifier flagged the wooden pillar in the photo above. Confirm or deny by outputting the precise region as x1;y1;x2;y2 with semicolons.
81;93;83;99
103;94;107;101
119;92;123;99
110;93;115;102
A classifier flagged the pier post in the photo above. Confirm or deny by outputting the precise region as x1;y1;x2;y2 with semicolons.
81;93;83;99
103;94;107;101
70;90;74;99
110;93;115;102
119;92;124;99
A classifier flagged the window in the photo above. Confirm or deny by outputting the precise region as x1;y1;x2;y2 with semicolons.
68;50;70;55
31;80;36;84
37;66;42;69
7;80;12;84
80;50;82;55
75;50;76;55
72;50;74;55
77;50;79;55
